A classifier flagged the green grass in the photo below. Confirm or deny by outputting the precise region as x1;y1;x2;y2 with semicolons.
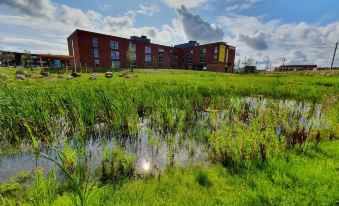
63;141;339;206
0;67;338;205
2;141;338;205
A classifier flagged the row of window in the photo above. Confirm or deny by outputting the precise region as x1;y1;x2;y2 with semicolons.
96;52;219;64
94;37;220;55
93;37;221;66
93;38;168;54
95;56;217;67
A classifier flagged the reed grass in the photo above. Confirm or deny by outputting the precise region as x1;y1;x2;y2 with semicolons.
0;68;338;205
0;68;338;143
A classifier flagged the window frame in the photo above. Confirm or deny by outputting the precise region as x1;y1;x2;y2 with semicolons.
93;38;98;47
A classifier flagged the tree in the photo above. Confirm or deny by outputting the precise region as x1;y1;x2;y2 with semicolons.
242;57;255;67
152;55;158;70
126;42;135;72
235;59;241;68
21;49;33;70
0;51;15;67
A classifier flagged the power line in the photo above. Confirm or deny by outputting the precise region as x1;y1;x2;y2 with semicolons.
313;47;334;49
320;42;335;48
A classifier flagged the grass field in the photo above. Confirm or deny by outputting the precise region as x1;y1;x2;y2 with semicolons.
0;67;338;205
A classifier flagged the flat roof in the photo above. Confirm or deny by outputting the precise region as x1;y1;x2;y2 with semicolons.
70;29;235;48
39;54;74;60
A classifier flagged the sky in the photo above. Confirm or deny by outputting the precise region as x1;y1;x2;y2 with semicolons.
0;0;338;69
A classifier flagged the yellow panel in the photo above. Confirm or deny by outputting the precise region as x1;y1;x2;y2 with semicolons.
219;45;225;62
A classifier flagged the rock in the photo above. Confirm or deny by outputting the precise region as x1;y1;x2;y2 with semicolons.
40;71;49;77
15;70;26;76
66;76;74;80
71;72;81;77
89;75;97;80
16;75;25;80
105;72;113;78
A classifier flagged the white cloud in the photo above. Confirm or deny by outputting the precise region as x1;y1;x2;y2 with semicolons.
103;16;134;31
177;5;224;43
218;15;339;68
99;4;110;10
126;4;160;17
59;5;94;29
225;0;263;13
237;32;268;50
0;0;55;18
0;36;66;54
161;0;207;8
0;2;187;55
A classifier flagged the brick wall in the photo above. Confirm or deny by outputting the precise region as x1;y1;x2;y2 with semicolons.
67;29;236;72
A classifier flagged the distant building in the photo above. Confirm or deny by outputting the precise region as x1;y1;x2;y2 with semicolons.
0;51;73;68
234;66;256;73
275;65;317;71
67;29;236;72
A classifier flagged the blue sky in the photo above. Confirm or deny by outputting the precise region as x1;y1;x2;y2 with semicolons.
0;0;338;68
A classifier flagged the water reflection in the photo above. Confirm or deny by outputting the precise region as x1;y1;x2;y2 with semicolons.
0;97;325;182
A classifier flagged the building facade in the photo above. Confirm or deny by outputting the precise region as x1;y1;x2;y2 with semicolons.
275;65;317;71
67;29;236;72
0;51;73;68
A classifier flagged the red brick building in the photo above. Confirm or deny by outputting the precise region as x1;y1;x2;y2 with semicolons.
67;29;236;72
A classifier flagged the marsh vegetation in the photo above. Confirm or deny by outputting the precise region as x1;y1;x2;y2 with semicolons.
0;68;338;205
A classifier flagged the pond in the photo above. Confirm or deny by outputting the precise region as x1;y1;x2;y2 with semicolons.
0;97;325;182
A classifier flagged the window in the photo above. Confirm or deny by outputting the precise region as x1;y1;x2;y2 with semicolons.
93;48;99;58
145;46;151;54
158;48;164;55
200;56;206;64
130;43;136;51
214;47;218;54
145;54;152;62
95;58;99;67
110;41;119;49
200;48;206;54
130;61;137;68
130;53;136;61
145;62;152;68
213;54;218;62
93;38;98;47
159;56;164;63
170;50;177;65
225;48;229;64
111;51;120;59
112;60;120;68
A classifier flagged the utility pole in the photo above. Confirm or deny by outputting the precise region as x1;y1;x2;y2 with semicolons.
280;57;286;66
330;42;338;70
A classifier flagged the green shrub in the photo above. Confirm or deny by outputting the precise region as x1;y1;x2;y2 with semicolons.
209;110;281;168
101;147;135;183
